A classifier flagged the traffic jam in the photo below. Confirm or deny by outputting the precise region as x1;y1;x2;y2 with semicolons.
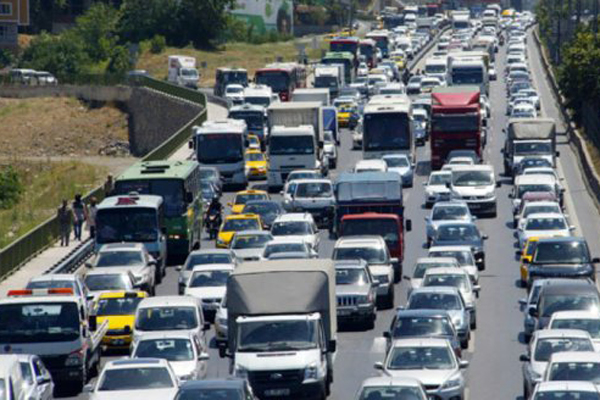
0;4;598;400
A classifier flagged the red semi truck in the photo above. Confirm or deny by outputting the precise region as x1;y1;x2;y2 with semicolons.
430;86;483;170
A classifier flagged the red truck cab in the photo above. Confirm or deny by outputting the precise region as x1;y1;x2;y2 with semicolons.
430;86;482;170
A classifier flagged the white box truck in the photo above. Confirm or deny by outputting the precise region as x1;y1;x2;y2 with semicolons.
292;88;331;106
222;260;337;400
168;55;199;89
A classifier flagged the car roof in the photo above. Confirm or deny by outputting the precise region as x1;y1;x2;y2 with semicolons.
423;267;469;276
107;358;170;369
99;243;146;251
394;309;451;318
98;291;147;299
410;286;461;295
390;338;450;348
234;230;271;237
429;245;473;252
85;268;133;276
335;236;386;247
190;264;235;272
273;213;314;222
515;174;556;184
448;164;494;173
535;381;599;393
549;311;600;320
292;178;332;185
432;200;469;208
138;295;200;308
550;351;600;363
334;259;368;269
28;274;79;283
533;328;593;340
360;376;423;388
523;212;566;220
0;355;19;374
416;257;458;264
267;237;308;245
134;331;195;342
537;236;586;244
180;378;246;390
541;283;598;296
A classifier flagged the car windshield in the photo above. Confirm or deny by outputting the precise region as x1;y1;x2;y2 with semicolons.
96;251;144;267
432;206;468;221
535;391;600;400
393;316;454;338
199;169;217;180
363;113;411;151
335;247;386;264
549;362;600;384
429;174;451;185
525;217;566;231
436;225;480;241
232;234;271;249
518;184;554;198
430;251;474;266
223;218;260;232
388;346;455;370
136;306;198;331
96;297;143;316
452;170;493;186
384;157;410;167
359;386;425;400
533;241;590;264
98;367;174;391
0;302;80;343
408;293;461;310
263;243;306;258
235;193;266;206
541;295;600;317
552;319;600;339
243;202;280;217
134;339;194;362
271;221;311;236
85;274;130;291
424;274;469;291
524;205;561;218
238;320;318;352
176;388;242;400
185;254;232;270
414;262;457;278
533;337;594;362
189;270;230;288
336;268;369;285
519;159;553;170
246;153;265;162
295;182;332;198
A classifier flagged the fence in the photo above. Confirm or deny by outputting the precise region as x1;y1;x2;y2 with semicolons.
0;77;207;278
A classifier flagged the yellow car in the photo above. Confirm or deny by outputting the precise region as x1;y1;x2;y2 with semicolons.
230;189;270;214
245;150;268;179
96;291;148;349
217;213;262;248
391;55;406;69
519;236;541;286
334;100;358;127
248;135;261;150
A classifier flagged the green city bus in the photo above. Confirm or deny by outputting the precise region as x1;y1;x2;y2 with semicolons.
113;160;203;260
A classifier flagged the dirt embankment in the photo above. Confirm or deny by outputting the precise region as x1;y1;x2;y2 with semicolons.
0;97;129;157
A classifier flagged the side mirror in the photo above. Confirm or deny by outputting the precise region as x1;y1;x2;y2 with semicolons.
519;354;531;362
218;346;228;358
123;325;132;334
528;307;538;317
473;285;481;292
592;257;600;263
515;250;522;257
391;257;399;265
383;331;391;339
423;181;427;186
186;192;194;204
188;140;194;149
445;182;451;189
496;181;501;188
148;260;157;266
374;362;384;370
85;262;92;268
406;219;412;232
569;225;576;231
328;340;337;353
83;383;94;393
459;360;469;369
198;352;210;361
518;298;527;306
482;234;489;240
508;193;513;198
176;265;183;271
556;151;560;157
36;376;51;385
89;315;97;331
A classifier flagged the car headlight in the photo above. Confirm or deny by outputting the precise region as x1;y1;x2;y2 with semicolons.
234;365;248;378
304;362;324;382
441;373;463;389
484;191;495;199
217;238;226;246
452;315;464;329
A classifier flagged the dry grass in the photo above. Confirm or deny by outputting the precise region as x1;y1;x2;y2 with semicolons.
0;97;128;157
136;39;327;87
0;161;107;248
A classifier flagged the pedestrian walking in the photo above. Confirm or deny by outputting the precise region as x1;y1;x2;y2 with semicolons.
87;197;98;239
57;200;72;247
72;194;87;241
104;174;114;197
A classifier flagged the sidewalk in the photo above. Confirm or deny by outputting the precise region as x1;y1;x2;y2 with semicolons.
0;102;227;297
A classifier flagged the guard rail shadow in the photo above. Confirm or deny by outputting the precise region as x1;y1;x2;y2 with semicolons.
0;76;207;278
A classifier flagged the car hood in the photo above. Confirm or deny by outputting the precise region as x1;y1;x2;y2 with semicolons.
336;285;371;296
91;388;178;400
388;167;411;176
235;348;322;371
98;315;135;331
185;286;226;301
432;239;483;250
386;368;456;386
530;360;548;378
234;248;264;260
426;185;450;195
170;360;201;379
528;263;594;277
452;185;494;197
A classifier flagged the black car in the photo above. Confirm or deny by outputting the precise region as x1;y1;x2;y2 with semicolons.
524;237;599;286
431;221;488;270
175;379;258;400
242;200;284;229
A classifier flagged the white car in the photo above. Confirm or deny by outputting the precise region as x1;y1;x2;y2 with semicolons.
518;88;541;110
449;165;499;217
515;201;563;230
511;103;537;118
548;311;600;351
374;338;468;400
270;213;320;252
543;351;600;383
382;154;414;188
352;122;363;150
225;84;245;106
131;332;209;382
518;212;573;249
424;171;452;207
357;62;369;77
230;230;273;262
446;157;475;166
354;376;428;400
214;295;228;345
521;329;595;399
428;245;479;284
17;354;54;400
83;269;137;301
512;175;561;213
420;76;444;93
405;257;461;296
176;249;237;295
425;201;475;244
86;358;179;400
531;381;600;400
354;159;388;173
184;264;234;321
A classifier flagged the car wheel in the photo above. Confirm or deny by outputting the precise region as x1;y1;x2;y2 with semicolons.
460;337;468;349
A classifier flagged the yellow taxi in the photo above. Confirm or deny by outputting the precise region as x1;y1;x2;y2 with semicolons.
248;134;261;150
245;150;268;179
324;33;338;43
96;291;148;350
229;189;270;213
217;213;263;248
391;54;406;70
334;99;358;127
519;236;541;286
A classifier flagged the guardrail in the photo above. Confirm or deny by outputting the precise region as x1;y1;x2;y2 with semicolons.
0;77;207;280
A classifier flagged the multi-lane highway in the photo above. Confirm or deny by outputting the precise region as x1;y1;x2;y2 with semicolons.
49;27;600;400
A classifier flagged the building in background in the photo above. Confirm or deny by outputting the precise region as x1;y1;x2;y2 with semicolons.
231;0;294;35
0;0;29;48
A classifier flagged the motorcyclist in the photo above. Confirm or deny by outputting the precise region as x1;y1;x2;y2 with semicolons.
207;197;222;216
205;198;222;239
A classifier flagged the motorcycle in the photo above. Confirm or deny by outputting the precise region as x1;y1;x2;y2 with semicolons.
499;35;505;46
204;208;222;240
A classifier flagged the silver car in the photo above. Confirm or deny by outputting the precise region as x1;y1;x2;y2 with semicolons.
230;230;273;262
404;257;460;297
425;201;475;245
176;249;237;295
382;154;414;188
354;376;427;400
335;259;377;329
17;354;54;400
374;338;468;400
285;179;335;228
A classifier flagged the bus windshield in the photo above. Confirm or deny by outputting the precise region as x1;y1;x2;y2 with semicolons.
96;208;158;243
197;134;244;164
363;113;411;151
0;302;80;343
256;71;290;92
114;179;185;218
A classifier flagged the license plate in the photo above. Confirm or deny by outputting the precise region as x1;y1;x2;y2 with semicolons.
265;389;290;396
112;339;125;345
338;309;352;316
470;203;482;209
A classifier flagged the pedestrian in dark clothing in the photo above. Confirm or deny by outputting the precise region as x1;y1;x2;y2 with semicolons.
87;197;98;239
57;200;72;246
72;194;87;241
104;174;114;197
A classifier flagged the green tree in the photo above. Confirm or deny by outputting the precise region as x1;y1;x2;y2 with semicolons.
106;45;132;74
72;2;120;62
176;0;237;48
118;0;181;44
0;166;23;209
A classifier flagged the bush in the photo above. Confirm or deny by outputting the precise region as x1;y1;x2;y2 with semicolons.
0;166;23;209
106;45;133;75
150;35;166;54
0;49;14;68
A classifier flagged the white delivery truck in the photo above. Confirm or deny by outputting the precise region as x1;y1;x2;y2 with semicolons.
168;55;199;89
266;102;325;189
293;88;331;106
222;260;337;400
314;65;345;99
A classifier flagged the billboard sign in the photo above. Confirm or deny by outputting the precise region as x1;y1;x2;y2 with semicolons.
231;0;294;35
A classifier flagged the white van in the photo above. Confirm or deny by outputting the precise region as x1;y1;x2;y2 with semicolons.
0;355;27;400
